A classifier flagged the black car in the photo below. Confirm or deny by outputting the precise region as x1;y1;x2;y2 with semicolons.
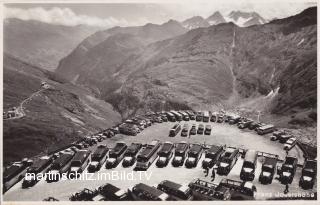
122;143;142;167
197;124;204;135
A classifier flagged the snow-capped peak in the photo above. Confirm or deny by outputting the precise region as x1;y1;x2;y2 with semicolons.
206;11;226;25
182;16;210;29
226;11;267;27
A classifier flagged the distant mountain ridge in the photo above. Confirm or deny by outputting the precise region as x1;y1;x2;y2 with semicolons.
182;16;210;29
181;10;267;29
4;18;99;71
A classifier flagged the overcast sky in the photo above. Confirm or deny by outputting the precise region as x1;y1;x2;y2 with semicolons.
4;0;317;28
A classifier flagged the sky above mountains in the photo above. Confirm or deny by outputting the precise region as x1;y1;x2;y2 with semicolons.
4;0;317;28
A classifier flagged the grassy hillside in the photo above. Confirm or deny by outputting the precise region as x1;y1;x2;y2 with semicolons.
3;54;121;164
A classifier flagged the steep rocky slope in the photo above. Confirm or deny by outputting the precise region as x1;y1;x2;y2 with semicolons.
56;7;316;123
3;53;121;163
233;7;316;116
56;20;188;88
4;18;98;71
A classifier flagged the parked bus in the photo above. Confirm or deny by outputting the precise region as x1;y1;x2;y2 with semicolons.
106;142;127;169
157;180;192;200
170;111;183;121
186;111;195;120
240;150;258;181
69;149;91;178
185;143;203;168
203;111;210;122
217;147;239;175
156;142;174;167
129;183;170;201
256;124;275;135
47;152;75;182
172;142;189;167
22;156;53;188
88;145;109;172
3;159;33;192
202;145;225;169
169;123;181;137
135;140;161;170
166;112;176;122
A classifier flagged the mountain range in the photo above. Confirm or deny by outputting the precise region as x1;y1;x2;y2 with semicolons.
181;11;267;29
3;10;266;72
56;7;316;121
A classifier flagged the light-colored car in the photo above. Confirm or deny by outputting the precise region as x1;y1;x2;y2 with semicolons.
284;138;297;150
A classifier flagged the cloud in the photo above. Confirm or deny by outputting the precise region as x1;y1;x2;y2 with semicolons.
4;6;129;28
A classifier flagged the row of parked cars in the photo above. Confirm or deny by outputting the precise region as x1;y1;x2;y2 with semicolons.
270;130;298;150
66;176;259;201
163;110;277;136
169;123;212;137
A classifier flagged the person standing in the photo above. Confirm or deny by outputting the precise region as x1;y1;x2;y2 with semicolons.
284;183;289;194
211;169;216;182
204;167;209;177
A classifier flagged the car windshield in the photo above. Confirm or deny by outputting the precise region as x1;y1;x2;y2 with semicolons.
137;156;147;162
71;161;82;167
282;165;292;172
220;158;230;164
51;163;61;170
189;152;198;157
303;169;314;177
262;165;273;172
109;153;118;158
243;161;254;169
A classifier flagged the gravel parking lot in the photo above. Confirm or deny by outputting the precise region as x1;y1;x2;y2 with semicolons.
3;121;316;201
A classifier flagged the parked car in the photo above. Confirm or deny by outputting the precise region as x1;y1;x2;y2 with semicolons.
299;159;317;189
197;124;204;135
189;124;197;135
278;134;292;143
181;124;189;137
283;138;297;150
272;130;286;140
278;156;298;184
204;125;212;135
259;157;278;184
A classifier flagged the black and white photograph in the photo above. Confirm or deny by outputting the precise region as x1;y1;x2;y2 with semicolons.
1;0;318;202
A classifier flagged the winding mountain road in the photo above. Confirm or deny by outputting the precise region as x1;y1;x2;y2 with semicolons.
4;87;48;120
